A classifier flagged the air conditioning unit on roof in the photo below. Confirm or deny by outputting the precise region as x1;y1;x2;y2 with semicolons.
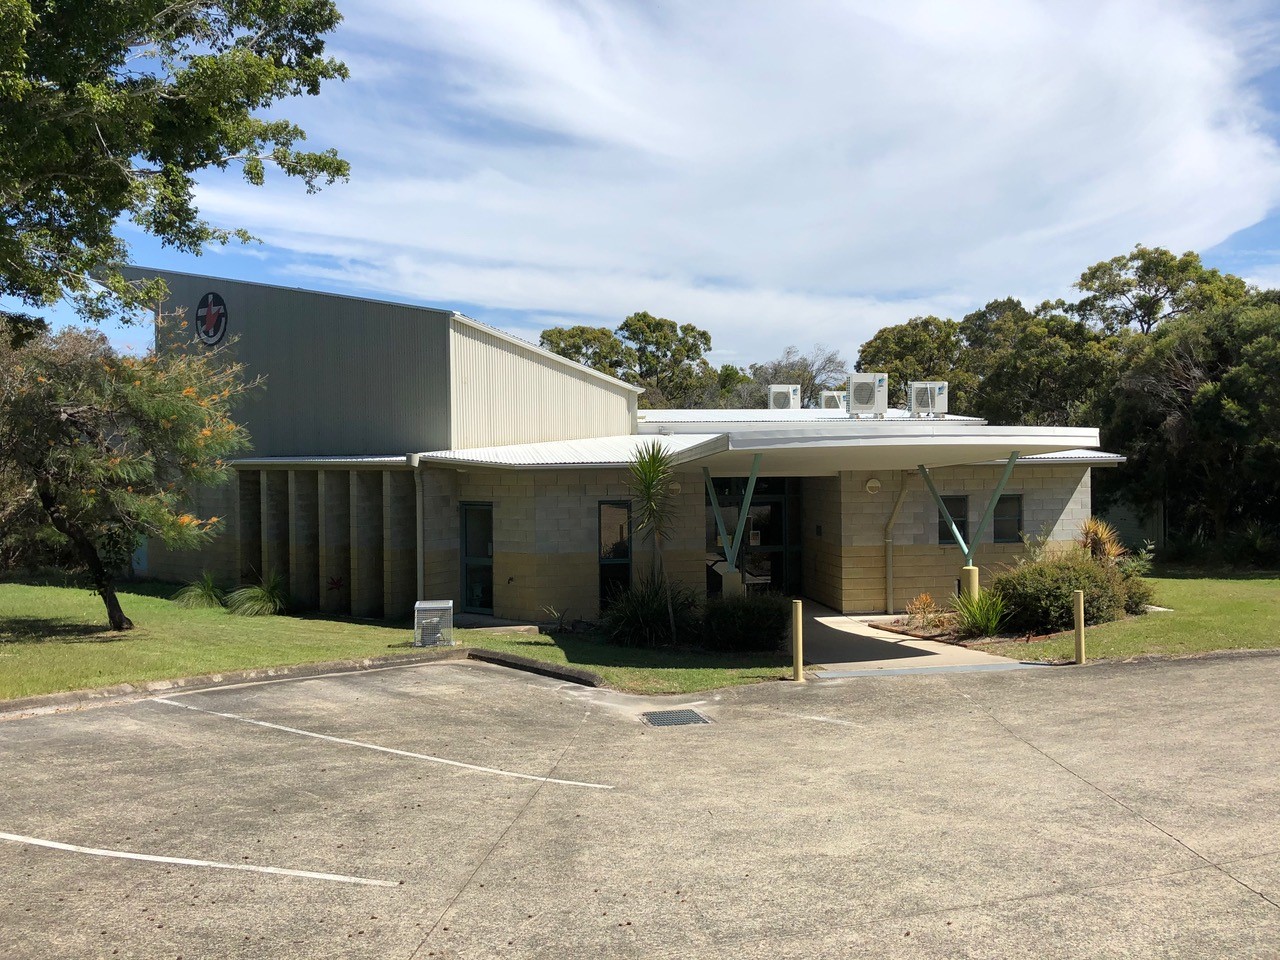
908;381;949;417
769;384;802;410
820;390;848;411
847;372;889;416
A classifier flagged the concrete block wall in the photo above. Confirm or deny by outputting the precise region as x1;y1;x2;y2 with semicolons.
420;467;460;606
237;470;261;582
318;470;351;614
383;471;418;621
449;467;705;623
350;470;384;618
798;464;1092;615
143;479;239;586
288;471;319;609
260;471;290;584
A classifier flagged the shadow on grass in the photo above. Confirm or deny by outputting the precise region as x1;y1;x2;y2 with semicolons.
501;630;788;672
0;617;124;644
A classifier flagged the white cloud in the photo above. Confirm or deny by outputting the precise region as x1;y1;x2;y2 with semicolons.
192;0;1280;363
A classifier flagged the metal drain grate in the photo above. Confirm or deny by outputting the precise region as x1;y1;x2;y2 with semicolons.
641;709;710;728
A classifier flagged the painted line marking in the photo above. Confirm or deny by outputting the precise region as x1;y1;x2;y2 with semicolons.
0;831;398;887
152;698;613;791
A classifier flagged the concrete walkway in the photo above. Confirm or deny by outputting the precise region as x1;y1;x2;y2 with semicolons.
801;599;1025;675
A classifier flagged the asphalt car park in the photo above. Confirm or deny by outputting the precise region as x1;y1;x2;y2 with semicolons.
2;653;1279;959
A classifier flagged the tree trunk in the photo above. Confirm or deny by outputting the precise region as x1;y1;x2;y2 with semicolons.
36;483;134;631
656;535;677;643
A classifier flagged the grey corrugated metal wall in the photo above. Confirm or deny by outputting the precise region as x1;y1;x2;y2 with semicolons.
137;269;453;456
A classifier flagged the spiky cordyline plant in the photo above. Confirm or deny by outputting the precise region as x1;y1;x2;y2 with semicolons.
628;440;679;642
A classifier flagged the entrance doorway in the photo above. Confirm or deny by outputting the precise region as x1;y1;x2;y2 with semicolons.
705;477;802;596
461;503;494;614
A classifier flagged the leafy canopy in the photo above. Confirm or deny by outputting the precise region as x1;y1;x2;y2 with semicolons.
0;324;256;628
0;0;349;324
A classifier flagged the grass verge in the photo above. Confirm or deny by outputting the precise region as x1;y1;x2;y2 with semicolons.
972;569;1280;663
0;576;788;700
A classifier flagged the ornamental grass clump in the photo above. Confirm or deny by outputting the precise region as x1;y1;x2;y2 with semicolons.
171;571;226;609
600;576;699;648
226;569;289;617
949;588;1010;639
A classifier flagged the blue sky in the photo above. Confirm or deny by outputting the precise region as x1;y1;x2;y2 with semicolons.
34;0;1280;363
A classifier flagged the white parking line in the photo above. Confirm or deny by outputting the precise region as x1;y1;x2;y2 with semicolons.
775;711;859;727
0;831;399;887
152;698;614;790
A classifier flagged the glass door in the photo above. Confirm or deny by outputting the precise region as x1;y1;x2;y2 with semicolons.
461;503;494;614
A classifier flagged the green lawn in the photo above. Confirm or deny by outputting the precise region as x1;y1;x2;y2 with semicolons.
973;569;1280;663
0;576;788;700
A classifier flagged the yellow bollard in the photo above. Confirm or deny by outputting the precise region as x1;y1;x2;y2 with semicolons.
961;565;980;597
1074;589;1086;664
792;599;805;682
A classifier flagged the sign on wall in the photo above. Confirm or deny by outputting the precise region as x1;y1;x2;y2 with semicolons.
195;292;228;346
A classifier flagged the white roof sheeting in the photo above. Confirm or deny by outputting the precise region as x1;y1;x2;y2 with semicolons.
415;433;729;470
639;408;983;423
980;448;1126;466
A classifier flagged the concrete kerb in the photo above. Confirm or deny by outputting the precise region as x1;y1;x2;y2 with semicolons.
0;646;605;722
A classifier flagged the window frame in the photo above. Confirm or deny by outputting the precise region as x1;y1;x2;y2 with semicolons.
993;493;1024;544
937;495;970;547
598;500;633;609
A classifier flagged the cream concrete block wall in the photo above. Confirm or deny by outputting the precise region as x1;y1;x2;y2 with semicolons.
143;480;238;586
420;467;460;605
800;465;1091;614
448;467;706;622
318;470;351;615
383;471;418;620
349;471;384;618
288;470;320;610
260;470;290;584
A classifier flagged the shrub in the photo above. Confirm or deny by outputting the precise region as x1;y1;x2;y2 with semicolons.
905;592;945;631
992;551;1127;634
1122;575;1157;615
226;569;289;617
949;589;1009;639
701;592;793;652
1224;522;1280;568
172;571;226;609
600;576;699;648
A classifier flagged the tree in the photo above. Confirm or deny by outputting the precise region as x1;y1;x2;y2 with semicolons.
541;312;716;408
744;344;848;408
628;439;679;641
1073;245;1248;335
958;299;1125;426
538;325;632;378
1102;298;1280;545
855;315;976;410
0;326;256;629
0;0;348;325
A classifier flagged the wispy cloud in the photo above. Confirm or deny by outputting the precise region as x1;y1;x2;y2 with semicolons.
189;0;1280;360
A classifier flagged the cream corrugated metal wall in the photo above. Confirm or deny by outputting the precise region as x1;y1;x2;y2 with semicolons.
448;318;636;447
136;268;453;457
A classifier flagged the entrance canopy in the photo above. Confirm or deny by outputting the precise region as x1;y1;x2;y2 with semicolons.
415;413;1103;476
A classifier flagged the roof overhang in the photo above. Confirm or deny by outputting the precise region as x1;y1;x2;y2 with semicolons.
413;433;729;471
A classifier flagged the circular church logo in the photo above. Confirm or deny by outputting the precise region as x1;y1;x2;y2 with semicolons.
195;292;228;346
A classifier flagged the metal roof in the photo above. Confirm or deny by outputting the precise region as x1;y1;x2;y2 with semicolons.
415;433;729;470
638;408;983;423
980;448;1126;466
232;455;411;469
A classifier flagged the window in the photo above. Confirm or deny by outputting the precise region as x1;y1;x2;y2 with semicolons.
598;501;632;609
993;494;1023;544
938;495;969;546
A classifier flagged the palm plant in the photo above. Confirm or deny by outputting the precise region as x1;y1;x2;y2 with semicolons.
628;440;680;642
1077;516;1126;565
